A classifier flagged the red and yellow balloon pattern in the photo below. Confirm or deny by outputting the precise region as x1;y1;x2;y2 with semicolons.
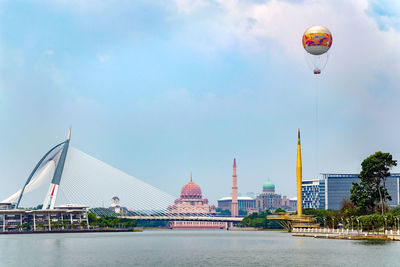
302;32;332;49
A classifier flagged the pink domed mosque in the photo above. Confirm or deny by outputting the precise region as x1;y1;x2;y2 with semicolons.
167;173;227;229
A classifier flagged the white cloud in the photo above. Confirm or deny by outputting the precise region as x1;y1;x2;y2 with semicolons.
173;0;400;87
173;0;211;14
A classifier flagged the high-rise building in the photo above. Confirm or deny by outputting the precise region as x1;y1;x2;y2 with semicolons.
302;179;325;209
302;174;400;210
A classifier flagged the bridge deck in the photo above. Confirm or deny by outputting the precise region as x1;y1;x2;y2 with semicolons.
120;216;243;222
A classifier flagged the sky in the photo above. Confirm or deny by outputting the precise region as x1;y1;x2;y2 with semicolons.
0;0;400;205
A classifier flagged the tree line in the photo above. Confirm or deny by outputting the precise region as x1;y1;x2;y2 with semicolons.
88;213;137;228
240;208;285;229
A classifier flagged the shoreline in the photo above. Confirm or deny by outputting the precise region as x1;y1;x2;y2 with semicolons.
0;229;141;235
293;231;400;241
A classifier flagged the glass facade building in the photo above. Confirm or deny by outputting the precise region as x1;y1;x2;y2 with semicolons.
302;179;325;209
324;173;400;210
302;173;400;210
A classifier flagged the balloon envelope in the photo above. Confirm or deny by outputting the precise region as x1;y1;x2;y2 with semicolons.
302;26;332;55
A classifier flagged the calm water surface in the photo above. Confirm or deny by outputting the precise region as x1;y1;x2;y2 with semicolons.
0;230;399;266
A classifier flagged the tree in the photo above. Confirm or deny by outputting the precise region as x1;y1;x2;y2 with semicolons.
80;221;87;229
88;212;98;225
339;200;358;218
60;219;68;229
350;182;377;214
350;151;397;214
391;206;400;215
240;210;283;229
303;208;333;226
51;221;60;230
37;222;44;230
274;208;286;213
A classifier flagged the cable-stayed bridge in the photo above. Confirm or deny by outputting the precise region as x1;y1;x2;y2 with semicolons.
2;129;241;224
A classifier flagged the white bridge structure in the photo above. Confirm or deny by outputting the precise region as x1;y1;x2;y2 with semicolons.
2;129;242;223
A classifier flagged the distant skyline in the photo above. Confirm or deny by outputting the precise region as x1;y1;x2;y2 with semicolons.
1;0;400;204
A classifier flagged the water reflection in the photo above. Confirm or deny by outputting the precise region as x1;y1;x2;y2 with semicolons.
354;240;392;246
295;238;304;249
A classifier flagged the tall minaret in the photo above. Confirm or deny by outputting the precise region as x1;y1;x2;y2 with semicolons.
231;158;238;217
296;129;303;217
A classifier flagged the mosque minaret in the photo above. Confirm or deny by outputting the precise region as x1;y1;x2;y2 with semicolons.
231;158;238;217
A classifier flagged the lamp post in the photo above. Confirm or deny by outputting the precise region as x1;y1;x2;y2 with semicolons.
323;218;326;230
350;216;354;231
356;218;360;235
384;216;388;234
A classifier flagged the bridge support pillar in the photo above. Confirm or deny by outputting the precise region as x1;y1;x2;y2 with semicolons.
33;213;36;231
86;211;90;229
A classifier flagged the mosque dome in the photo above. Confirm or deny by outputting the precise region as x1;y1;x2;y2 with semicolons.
180;180;202;199
263;180;275;191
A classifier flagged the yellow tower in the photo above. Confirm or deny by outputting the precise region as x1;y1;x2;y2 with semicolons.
267;129;319;230
296;128;302;216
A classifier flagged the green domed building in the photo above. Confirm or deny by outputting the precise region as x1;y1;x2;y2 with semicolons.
262;180;275;193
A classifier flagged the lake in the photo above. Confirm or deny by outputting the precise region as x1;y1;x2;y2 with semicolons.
0;230;399;266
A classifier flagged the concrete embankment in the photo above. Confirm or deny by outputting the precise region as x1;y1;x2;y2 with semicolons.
293;229;400;241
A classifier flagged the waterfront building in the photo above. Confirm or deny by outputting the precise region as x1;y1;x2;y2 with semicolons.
0;129;91;232
217;196;258;214
109;196;130;214
302;179;325;209
302;173;400;210
218;180;297;213
0;204;89;232
281;196;297;211
218;159;296;214
256;180;281;211
0;203;14;210
167;174;227;229
255;180;297;212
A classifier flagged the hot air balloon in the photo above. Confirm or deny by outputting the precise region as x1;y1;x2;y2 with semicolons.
302;26;332;74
